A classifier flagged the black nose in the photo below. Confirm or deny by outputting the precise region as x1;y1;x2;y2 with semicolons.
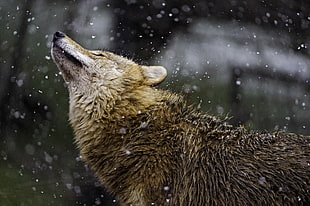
53;31;66;41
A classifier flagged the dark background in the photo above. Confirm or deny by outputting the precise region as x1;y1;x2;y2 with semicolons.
0;0;309;205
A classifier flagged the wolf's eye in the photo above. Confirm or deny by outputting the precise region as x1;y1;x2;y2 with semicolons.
93;53;105;57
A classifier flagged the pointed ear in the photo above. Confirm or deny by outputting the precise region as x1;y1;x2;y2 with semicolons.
141;66;167;85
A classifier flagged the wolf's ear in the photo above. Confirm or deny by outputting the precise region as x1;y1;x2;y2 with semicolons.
141;66;167;85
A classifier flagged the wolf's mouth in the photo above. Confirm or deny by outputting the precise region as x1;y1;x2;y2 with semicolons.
53;44;83;67
52;31;90;68
61;47;83;67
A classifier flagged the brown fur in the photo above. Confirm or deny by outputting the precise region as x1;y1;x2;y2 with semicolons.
51;31;310;205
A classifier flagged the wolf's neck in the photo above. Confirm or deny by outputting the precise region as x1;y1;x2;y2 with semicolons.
68;86;177;141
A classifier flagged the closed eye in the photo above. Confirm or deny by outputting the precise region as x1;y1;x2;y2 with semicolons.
92;53;105;57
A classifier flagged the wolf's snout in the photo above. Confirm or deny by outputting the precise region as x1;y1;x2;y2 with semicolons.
53;31;66;41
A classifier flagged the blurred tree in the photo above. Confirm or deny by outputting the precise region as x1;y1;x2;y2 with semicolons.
0;0;36;128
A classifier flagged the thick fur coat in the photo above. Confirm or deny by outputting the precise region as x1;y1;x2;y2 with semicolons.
51;31;310;205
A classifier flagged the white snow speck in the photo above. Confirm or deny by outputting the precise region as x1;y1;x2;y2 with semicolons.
44;151;53;163
163;186;170;191
119;127;127;134
258;176;266;185
140;122;148;129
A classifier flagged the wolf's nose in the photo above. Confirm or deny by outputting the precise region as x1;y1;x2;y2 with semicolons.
53;31;66;41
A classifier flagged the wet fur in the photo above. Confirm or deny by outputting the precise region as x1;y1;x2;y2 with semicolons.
51;32;310;205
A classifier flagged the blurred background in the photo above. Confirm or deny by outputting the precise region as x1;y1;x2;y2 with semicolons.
0;0;309;205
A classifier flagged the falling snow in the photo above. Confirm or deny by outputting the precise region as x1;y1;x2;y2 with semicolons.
0;0;309;205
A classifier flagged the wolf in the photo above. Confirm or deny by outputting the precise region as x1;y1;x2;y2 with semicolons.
51;31;309;205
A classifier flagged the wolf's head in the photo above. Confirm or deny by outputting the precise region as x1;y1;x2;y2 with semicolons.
51;31;167;92
51;31;167;118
